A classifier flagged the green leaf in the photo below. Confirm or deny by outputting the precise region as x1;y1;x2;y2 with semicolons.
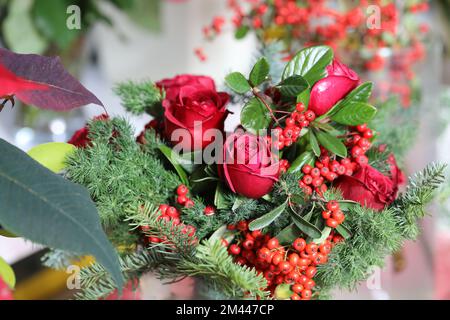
249;200;288;231
313;227;332;244
315;131;347;158
209;225;237;245
331;102;377;126
0;257;15;289
277;75;309;97
240;97;271;133
297;89;310;107
158;144;189;185
0;228;17;238
31;0;80;50
336;224;352;239
276;223;303;245
3;0;48;54
321;82;373;120
337;200;359;211
274;283;293;300
250;57;270;87
288;151;315;173
282;46;333;84
309;131;321;157
235;25;249;39
225;72;251;94
27;142;76;173
214;184;228;210
0;139;124;289
290;210;322;239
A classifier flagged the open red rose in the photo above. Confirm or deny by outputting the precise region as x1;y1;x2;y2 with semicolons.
221;132;279;199
309;59;360;116
335;163;402;211
68;114;109;148
157;74;216;102
158;75;229;151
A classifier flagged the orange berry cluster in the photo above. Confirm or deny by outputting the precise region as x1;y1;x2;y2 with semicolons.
322;201;345;229
225;221;343;300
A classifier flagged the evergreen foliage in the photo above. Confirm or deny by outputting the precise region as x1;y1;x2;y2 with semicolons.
114;80;163;116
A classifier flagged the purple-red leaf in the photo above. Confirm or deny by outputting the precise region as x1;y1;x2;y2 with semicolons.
0;48;103;111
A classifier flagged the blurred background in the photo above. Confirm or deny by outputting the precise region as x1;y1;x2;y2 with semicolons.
1;0;450;300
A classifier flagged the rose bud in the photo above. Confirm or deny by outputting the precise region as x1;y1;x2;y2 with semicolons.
334;163;402;211
221;132;280;199
157;75;229;151
309;59;360;116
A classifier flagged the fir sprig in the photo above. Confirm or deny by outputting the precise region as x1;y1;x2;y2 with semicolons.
114;80;163;117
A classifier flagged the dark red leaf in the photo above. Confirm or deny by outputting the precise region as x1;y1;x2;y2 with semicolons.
0;48;103;111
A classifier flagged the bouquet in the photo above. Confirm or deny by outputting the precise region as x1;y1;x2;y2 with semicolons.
45;45;444;300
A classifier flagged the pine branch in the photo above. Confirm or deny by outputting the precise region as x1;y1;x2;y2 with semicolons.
176;239;270;299
114;80;163;117
75;250;159;300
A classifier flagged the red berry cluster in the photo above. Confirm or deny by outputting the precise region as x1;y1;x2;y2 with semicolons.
176;184;195;208
279;159;290;174
225;221;342;300
274;103;315;150
321;201;345;229
141;204;196;244
298;124;375;196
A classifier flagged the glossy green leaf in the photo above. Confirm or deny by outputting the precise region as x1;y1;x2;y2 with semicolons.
235;25;249;39
313;227;332;244
315;131;347;158
277;75;308;97
158;144;189;185
331;102;377;126
290;210;322;239
27;142;76;173
0;139;124;289
282;46;333;84
336;224;352;239
322;82;374;120
249;200;288;231
309;131;321;157
214;184;228;210
288;151;315;174
250;57;270;87
240;97;271;134
0;257;15;289
337;200;360;211
225;72;251;94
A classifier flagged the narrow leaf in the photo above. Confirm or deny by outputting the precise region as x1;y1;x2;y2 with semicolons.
158;144;189;185
297;89;310;107
225;72;251;94
0;139;123;288
0;48;103;110
336;224;352;239
282;46;333;84
290;210;322;239
277;75;309;97
288;151;315;173
331;102;377;126
214;184;228;210
249;200;288;231
240;97;271;133
235;25;249;39
315;131;347;158
250;57;270;87
309;131;321;157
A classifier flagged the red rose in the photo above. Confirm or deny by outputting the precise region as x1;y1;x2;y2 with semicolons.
309;59;360;116
157;75;229;150
221;132;280;199
68;114;109;148
157;74;216;101
335;163;402;211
